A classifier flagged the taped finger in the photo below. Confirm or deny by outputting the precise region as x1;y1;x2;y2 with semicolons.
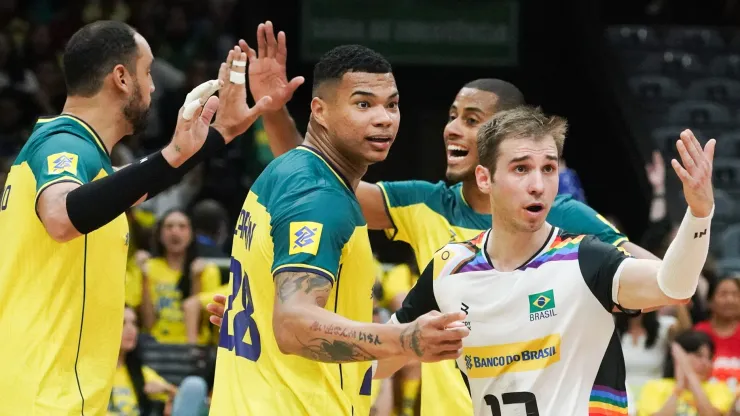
230;71;246;84
232;59;247;67
182;99;202;120
184;81;216;108
199;80;222;102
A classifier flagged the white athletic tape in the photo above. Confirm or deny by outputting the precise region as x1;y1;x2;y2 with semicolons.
230;71;246;84
182;80;222;120
232;60;247;67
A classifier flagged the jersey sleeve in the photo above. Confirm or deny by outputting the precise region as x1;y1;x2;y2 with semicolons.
635;380;672;416
27;133;104;199
200;264;222;294
271;189;355;283
376;180;441;243
578;235;634;313
142;366;171;402
548;194;628;246
391;260;438;324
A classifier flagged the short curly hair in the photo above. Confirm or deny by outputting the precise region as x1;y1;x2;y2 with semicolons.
312;45;392;96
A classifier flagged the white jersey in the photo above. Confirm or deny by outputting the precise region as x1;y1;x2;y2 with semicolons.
391;226;635;416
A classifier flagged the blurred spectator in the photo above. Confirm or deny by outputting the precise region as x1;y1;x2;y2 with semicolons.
557;159;586;203
0;87;36;159
127;209;221;346
637;330;734;415
0;31;39;94
618;308;692;409
694;277;740;391
110;306;208;415
191;199;229;259
31;58;65;112
82;0;131;24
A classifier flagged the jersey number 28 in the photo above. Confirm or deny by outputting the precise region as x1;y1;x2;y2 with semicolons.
218;257;261;361
485;392;539;416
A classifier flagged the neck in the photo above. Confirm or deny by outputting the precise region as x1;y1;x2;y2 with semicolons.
117;351;125;367
711;315;737;329
461;179;490;214
166;252;185;270
304;120;367;190
486;220;552;272
62;95;127;154
627;316;644;330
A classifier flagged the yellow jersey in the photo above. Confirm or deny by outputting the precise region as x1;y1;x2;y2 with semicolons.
126;258;222;345
637;378;734;415
0;115;129;415
108;365;170;415
210;146;376;415
376;180;628;416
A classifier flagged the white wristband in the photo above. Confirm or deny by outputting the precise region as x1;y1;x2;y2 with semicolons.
230;71;246;84
656;205;714;299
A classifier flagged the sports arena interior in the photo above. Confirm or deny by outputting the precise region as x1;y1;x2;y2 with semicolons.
2;0;740;414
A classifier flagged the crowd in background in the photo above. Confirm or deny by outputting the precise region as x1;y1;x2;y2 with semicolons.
3;1;740;415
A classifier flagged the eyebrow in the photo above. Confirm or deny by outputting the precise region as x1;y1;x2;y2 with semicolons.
509;155;559;163
449;104;485;114
350;90;400;99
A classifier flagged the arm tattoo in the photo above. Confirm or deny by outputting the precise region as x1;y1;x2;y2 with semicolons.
276;272;332;304
296;334;377;363
399;322;424;358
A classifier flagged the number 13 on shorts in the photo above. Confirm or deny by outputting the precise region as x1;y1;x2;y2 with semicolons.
218;257;262;361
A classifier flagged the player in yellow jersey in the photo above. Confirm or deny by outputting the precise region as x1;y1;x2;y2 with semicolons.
209;43;470;416
205;22;670;416
0;20;270;415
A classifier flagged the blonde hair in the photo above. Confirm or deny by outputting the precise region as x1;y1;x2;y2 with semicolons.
477;105;567;173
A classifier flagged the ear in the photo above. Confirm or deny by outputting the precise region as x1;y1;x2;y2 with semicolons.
475;165;492;194
310;97;329;130
111;63;131;94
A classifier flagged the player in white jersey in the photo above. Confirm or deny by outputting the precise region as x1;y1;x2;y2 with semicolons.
376;106;716;415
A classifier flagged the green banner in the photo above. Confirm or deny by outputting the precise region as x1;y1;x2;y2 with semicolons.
300;0;519;66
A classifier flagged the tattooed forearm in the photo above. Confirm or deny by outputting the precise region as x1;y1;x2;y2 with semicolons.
310;321;382;346
296;334;377;363
276;272;332;304
399;322;424;358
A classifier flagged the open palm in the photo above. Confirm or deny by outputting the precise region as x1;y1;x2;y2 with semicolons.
241;21;304;111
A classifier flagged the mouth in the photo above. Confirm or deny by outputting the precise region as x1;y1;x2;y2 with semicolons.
525;203;545;213
366;136;392;144
447;144;469;161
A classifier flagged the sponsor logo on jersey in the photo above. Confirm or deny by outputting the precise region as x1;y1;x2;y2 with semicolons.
46;152;79;175
289;221;323;255
462;334;561;378
528;289;557;321
461;302;471;330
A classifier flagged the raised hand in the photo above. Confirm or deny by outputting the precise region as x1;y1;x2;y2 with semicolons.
161;80;222;167
212;46;273;142
672;130;715;218
239;21;305;112
646;150;666;193
400;310;470;362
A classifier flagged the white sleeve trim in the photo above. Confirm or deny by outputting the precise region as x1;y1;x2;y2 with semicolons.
611;257;636;306
388;314;400;325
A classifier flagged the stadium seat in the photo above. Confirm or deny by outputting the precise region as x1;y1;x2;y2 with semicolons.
629;51;705;76
628;75;683;100
717;258;740;275
709;54;740;78
664;28;725;51
712;159;740;198
720;224;740;259
139;337;215;386
714;188;737;223
668;100;731;126
716;131;740;158
686;78;740;102
605;25;661;49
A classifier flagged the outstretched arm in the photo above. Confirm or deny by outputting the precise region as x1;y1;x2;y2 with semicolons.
272;270;467;363
616;130;714;311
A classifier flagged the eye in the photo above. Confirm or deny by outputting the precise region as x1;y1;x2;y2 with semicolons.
448;114;457;122
357;101;370;109
387;101;399;109
543;165;555;173
465;118;478;126
514;165;527;173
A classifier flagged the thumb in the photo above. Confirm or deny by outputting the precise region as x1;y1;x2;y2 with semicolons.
247;95;273;118
287;76;305;94
200;95;220;125
433;311;466;328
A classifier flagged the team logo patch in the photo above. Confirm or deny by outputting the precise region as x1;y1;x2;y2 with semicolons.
47;152;79;175
289;221;323;256
528;289;557;321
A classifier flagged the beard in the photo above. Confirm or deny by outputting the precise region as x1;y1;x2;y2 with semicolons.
445;166;476;184
122;82;150;136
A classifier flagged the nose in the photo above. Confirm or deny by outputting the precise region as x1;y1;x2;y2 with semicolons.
371;106;393;128
150;82;156;94
444;117;463;140
528;171;545;197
